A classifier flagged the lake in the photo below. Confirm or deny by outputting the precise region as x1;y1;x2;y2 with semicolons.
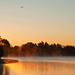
1;57;75;75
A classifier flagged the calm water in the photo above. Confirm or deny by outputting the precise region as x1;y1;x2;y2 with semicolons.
1;57;75;75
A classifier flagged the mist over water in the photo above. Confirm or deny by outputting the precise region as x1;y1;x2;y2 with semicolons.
2;57;75;75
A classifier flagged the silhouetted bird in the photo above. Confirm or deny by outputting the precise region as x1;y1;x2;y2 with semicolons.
21;6;23;8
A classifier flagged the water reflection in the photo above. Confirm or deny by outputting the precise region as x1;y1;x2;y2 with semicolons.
4;61;75;75
0;64;3;75
0;64;9;75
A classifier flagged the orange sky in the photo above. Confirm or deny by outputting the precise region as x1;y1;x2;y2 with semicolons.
0;0;75;46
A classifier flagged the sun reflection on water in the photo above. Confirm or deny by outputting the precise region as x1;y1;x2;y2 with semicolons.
4;61;75;75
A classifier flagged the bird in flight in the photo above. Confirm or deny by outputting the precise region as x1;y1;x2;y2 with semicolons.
21;6;23;8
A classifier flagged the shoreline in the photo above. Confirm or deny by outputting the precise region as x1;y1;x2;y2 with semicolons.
0;59;18;64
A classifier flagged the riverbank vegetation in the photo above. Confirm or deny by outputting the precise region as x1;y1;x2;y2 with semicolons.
0;38;75;57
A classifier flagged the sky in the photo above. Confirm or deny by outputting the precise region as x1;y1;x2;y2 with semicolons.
0;0;75;46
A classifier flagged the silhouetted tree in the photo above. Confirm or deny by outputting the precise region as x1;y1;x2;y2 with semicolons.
63;46;75;56
0;45;4;58
0;37;75;57
38;41;45;56
21;42;38;56
0;38;10;56
2;39;10;47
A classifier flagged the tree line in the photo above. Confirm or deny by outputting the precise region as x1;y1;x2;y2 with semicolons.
0;38;75;57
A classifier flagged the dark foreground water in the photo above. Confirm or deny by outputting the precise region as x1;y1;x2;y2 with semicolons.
1;57;75;75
